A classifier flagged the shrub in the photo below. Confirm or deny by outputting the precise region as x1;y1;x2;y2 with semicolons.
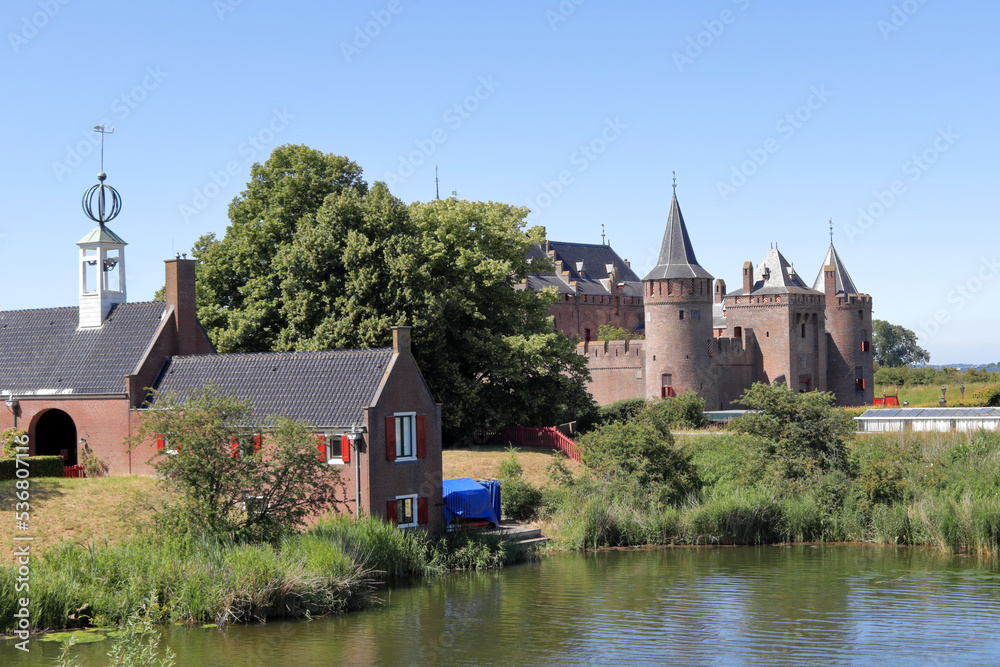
579;420;699;504
496;447;542;520
640;391;707;430
0;455;64;480
1;428;27;460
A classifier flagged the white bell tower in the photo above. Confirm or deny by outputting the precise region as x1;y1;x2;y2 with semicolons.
77;218;127;328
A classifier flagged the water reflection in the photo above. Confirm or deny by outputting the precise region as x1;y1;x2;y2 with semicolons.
6;546;999;666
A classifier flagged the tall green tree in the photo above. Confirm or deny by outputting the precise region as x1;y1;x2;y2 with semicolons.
872;319;931;367
190;146;592;441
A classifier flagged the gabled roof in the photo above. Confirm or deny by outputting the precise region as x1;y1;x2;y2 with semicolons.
643;192;713;281
812;243;859;295
728;248;821;297
0;301;166;396
525;240;641;296
148;348;395;428
78;224;127;245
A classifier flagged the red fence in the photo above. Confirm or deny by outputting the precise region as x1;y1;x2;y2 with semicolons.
64;465;85;478
491;426;583;464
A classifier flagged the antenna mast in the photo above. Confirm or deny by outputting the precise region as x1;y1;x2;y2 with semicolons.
435;165;440;200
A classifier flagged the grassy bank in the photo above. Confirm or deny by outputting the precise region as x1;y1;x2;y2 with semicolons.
1;515;528;633
873;381;993;407
537;429;1000;554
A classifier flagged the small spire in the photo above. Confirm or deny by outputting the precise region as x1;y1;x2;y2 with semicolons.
601;223;606;246
672;170;677;195
829;218;834;245
435;165;440;201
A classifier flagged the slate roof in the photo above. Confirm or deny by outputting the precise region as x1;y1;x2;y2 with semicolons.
148;348;395;428
525;240;642;296
0;301;166;396
812;243;860;295
643;192;713;281
727;248;821;297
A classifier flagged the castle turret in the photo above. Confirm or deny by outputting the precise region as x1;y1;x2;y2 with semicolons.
642;188;717;407
814;242;873;406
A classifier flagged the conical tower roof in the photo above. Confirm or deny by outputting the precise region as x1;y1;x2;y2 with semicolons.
812;243;858;295
643;192;713;281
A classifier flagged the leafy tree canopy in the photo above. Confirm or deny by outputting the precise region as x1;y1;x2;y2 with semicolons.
189;145;592;441
729;383;854;479
872;319;930;368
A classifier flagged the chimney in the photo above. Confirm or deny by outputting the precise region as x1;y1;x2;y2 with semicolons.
164;258;199;355
714;278;726;304
742;261;753;294
392;326;412;355
824;265;836;298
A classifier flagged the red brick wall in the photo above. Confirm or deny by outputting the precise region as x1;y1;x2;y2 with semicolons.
362;343;444;536
2;397;148;475
825;294;874;406
549;294;644;340
579;340;646;405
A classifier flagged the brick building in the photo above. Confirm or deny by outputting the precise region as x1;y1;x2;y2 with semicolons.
527;189;874;408
1;201;444;532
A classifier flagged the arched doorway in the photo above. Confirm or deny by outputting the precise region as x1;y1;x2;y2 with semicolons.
34;409;77;466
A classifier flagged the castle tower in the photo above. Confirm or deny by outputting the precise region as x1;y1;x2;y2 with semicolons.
814;242;873;406
78;169;126;328
725;247;827;394
642;188;717;407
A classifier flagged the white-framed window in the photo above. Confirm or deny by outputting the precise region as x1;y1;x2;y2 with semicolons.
325;431;344;464
395;413;417;461
395;494;418;528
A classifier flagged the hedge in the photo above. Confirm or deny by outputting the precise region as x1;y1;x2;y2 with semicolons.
0;456;66;480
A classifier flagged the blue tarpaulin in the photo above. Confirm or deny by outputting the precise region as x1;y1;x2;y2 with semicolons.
442;477;501;527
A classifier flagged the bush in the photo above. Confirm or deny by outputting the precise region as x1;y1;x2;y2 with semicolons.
500;478;542;520
1;428;27;460
640;391;707;430
0;455;64;480
579;420;699;504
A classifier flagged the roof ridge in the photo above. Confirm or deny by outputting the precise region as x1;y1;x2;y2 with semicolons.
169;347;394;360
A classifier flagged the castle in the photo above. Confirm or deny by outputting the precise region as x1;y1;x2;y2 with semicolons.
524;188;874;409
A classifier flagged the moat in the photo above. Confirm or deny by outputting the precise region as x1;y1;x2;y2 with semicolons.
5;545;1000;665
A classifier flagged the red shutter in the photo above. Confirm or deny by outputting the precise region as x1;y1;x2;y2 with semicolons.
386;499;399;525
385;416;396;462
341;434;351;463
417;496;428;525
231;437;239;458
416;415;427;458
317;434;327;462
156;435;165;451
253;434;261;453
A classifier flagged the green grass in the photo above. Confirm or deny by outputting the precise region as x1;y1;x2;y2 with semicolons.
873;381;993;407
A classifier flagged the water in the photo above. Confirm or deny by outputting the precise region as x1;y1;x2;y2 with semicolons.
5;545;1000;666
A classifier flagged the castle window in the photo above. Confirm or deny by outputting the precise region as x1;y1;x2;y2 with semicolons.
691;310;700;321
584;328;591;343
734;326;742;338
801;323;806;338
855;366;865;391
861;340;870;352
858;310;863;319
679;310;684;320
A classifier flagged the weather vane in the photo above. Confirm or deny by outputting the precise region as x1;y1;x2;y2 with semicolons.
672;171;677;195
829;218;834;244
82;125;122;226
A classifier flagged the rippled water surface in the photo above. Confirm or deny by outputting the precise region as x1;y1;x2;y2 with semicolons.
6;545;1000;666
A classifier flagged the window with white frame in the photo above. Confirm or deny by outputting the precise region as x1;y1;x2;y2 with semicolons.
325;432;344;464
395;494;418;528
395;413;416;461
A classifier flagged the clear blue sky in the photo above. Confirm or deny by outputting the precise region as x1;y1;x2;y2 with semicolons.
3;0;998;364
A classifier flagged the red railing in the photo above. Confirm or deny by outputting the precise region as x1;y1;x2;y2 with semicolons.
64;465;85;478
492;426;583;464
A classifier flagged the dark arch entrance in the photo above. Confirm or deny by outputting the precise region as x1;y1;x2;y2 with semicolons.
34;409;77;466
